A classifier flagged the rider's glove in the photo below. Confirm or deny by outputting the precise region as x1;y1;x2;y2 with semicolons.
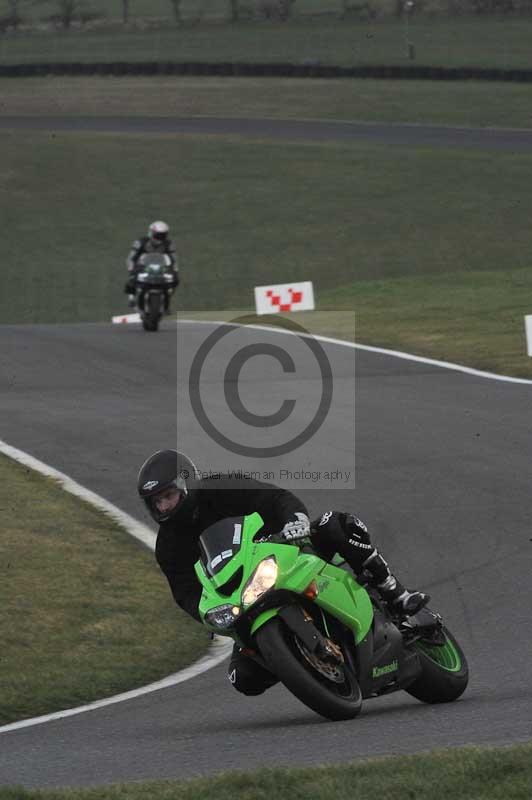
280;512;311;541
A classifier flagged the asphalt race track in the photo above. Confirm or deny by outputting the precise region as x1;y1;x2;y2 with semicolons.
3;114;532;150
0;318;531;788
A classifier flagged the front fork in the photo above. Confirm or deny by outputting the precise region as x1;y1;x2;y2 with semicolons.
250;603;348;669
136;288;171;313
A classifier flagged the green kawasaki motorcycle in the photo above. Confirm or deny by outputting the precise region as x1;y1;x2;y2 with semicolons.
195;512;469;721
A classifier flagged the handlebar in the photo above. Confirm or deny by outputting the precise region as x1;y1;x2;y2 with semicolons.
255;531;315;546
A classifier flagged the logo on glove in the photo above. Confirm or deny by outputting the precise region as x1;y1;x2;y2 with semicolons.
281;512;311;541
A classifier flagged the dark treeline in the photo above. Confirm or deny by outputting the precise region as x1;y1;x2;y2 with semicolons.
1;0;531;32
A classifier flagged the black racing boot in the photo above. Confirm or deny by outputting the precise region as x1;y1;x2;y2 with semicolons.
363;551;430;618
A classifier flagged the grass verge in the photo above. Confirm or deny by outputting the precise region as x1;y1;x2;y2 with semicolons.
184;269;532;379
183;267;532;379
2;743;532;798
318;270;532;377
1;17;532;69
0;453;208;726
2;76;532;129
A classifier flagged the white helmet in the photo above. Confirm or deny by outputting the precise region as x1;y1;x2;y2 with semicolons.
149;220;170;243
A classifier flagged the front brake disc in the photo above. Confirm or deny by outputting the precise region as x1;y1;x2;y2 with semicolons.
294;638;345;684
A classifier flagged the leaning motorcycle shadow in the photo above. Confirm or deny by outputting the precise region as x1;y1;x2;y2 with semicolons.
129;322;178;335
196;690;477;734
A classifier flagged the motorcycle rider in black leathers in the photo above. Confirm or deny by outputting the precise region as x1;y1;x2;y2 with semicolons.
138;449;429;697
125;221;179;312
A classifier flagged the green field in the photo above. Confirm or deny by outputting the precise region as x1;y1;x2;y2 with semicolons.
0;453;208;726
2;743;532;799
1;17;532;69
1;113;532;376
3;75;532;128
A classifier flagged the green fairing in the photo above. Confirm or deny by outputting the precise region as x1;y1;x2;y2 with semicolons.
250;608;279;635
195;512;373;645
313;564;373;643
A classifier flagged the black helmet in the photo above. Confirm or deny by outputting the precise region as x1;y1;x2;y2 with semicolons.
137;449;199;524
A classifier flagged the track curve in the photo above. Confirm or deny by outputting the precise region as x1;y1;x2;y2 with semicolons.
0;320;531;788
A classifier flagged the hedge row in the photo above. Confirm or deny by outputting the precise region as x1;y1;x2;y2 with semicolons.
1;61;532;81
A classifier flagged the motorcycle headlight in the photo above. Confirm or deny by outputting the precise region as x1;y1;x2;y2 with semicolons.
204;604;241;630
241;557;278;607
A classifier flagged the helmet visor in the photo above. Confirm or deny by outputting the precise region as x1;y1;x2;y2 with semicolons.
152;231;168;242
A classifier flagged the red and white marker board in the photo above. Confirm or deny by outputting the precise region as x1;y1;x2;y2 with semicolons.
111;313;141;324
254;281;315;315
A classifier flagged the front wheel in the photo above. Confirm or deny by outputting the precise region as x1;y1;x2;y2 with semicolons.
406;625;469;704
142;292;161;332
255;617;362;721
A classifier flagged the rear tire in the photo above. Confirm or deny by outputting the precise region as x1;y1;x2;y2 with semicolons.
255;617;362;721
406;626;469;704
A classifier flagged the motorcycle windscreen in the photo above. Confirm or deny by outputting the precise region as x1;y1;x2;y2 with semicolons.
138;253;172;273
199;516;246;577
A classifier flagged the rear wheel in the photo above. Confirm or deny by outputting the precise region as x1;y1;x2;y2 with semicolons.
255;617;362;721
406;626;469;704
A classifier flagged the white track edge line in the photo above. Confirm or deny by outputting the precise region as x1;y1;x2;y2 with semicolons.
0;636;232;735
177;318;532;386
0;439;233;735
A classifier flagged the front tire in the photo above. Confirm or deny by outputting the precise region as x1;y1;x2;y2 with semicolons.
255;617;362;721
143;293;161;332
406;626;469;704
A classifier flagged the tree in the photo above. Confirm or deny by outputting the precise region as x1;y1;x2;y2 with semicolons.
228;0;240;20
5;0;22;29
169;0;182;22
57;0;77;28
